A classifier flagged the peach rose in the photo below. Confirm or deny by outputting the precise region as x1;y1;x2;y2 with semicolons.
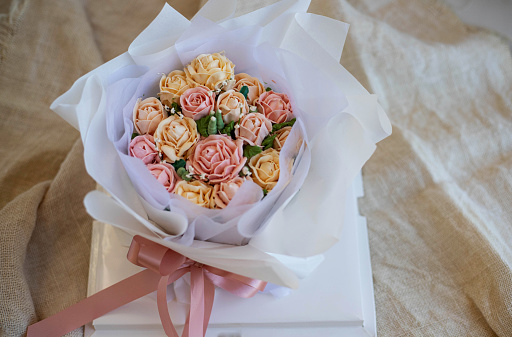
248;148;280;191
159;70;191;107
235;113;272;146
179;86;215;120
256;91;293;124
154;115;198;163
129;134;160;164
147;163;179;193
174;180;215;209
272;126;292;151
184;53;235;91
133;97;167;135
212;177;246;209
234;73;265;105
187;135;246;184
216;90;248;124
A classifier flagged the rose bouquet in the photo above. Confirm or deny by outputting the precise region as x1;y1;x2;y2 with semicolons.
35;0;391;336
127;51;299;214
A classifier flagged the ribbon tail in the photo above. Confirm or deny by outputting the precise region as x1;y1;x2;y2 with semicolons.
26;269;161;337
157;269;189;337
202;275;215;336
182;266;215;337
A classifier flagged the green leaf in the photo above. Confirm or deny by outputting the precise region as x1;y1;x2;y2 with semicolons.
164;206;170;211
131;132;140;140
215;111;224;130
261;133;277;150
171;102;182;113
272;118;296;133
196;114;211;137
177;167;192;181
263;189;268;197
208;116;218;135
240;85;249;100
265;87;272;92
243;145;262;159
171;159;186;171
220;121;235;136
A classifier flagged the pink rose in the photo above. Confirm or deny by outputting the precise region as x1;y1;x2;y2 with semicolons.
256;91;293;124
147;163;179;193
187;135;246;184
179;86;215;120
213;177;246;209
235;113;272;146
129;134;160;164
133;97;167;135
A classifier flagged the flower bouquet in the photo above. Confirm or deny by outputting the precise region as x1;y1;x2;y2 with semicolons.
29;0;391;336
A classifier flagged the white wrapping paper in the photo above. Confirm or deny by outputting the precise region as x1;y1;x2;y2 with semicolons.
51;0;391;288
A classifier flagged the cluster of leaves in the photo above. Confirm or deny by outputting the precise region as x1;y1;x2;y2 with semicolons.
260;118;296;150
197;111;235;138
171;159;191;181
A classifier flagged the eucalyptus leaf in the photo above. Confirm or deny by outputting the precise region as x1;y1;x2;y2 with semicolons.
272;118;296;132
220;121;235;136
261;133;277;150
171;159;186;171
197;114;211;137
243;145;262;159
240;85;249;100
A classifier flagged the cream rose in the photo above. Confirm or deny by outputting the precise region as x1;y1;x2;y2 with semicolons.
147;163;179;193
174;180;215;209
159;70;191;107
212;177;247;209
179;86;215;120
272;126;292;151
184;53;235;91
133;97;167;135
248;148;280;191
187;135;246;184
216;90;248;124
256;91;293;124
154;115;198;162
233;73;265;105
235;112;272;146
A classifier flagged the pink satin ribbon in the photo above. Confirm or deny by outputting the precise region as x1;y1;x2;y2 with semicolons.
26;235;267;337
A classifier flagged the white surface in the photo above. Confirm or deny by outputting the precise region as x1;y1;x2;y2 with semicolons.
87;174;376;336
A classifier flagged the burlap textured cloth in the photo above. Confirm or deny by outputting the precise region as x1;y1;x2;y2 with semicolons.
0;0;510;336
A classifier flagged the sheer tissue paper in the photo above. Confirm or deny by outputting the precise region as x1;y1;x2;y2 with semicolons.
51;0;391;289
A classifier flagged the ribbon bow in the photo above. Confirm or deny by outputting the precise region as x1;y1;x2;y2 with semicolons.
27;235;267;337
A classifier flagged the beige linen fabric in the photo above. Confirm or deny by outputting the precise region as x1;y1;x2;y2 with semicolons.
0;0;510;336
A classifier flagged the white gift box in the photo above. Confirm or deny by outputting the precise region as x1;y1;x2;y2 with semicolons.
87;173;377;337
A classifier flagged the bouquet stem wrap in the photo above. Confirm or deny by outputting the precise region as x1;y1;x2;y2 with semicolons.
26;236;267;337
